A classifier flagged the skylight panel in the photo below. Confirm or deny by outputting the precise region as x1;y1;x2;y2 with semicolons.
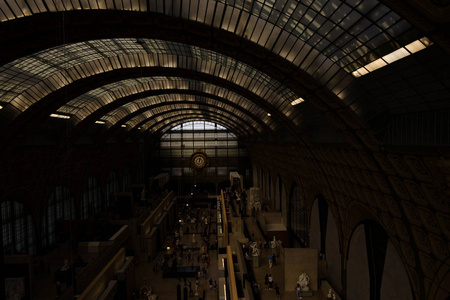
291;98;305;106
382;47;409;64
50;113;70;119
364;58;387;72
352;37;433;77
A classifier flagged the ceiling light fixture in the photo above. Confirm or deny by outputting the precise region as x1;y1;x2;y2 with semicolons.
267;113;271;117
352;37;433;78
291;98;304;106
121;124;127;128
95;120;106;124
50;113;70;119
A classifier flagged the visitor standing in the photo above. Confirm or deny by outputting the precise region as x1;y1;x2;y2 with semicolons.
296;283;302;299
274;283;280;300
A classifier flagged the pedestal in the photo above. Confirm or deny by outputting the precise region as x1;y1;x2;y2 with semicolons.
284;248;318;292
252;255;260;268
302;290;314;297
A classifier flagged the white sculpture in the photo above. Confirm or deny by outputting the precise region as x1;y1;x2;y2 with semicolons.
250;242;260;256
271;236;276;248
297;273;311;292
270;236;277;256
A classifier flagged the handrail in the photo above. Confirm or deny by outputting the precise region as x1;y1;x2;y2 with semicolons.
226;245;239;300
221;190;229;245
77;248;126;300
140;191;174;246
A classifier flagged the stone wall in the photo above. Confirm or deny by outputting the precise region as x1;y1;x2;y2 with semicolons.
247;142;450;300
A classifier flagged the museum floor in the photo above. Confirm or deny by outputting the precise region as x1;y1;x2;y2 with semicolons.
132;205;324;300
33;203;324;299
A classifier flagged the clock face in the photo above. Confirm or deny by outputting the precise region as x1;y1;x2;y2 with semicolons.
190;150;209;172
194;155;206;168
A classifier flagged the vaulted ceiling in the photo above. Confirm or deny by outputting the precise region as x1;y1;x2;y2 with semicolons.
0;0;449;150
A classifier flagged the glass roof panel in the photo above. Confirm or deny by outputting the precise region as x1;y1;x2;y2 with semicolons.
146;113;252;136
102;93;269;132
57;76;274;129
1;0;420;85
0;39;298;122
157;116;247;136
171;121;227;131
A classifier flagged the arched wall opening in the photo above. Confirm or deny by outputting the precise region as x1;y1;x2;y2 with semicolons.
309;195;329;258
288;182;307;247
324;202;341;292
41;186;76;250
347;220;413;300
1;195;36;255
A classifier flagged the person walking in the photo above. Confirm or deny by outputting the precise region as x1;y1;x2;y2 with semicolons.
268;254;273;268
296;283;302;299
268;274;273;289
274;283;281;300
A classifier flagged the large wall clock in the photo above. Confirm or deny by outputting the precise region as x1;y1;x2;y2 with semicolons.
190;149;210;173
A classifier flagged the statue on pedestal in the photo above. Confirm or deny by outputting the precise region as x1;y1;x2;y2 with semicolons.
327;288;332;299
297;273;311;292
250;242;260;256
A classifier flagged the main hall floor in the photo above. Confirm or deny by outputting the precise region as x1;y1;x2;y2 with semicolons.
134;201;324;300
33;198;325;299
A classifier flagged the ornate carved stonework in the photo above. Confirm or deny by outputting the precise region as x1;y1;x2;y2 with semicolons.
387;154;412;178
394;218;411;242
411;226;432;254
400;241;417;267
417;207;441;235
381;213;396;236
372;173;392;194
359;152;379;171
389;176;411;199
401;201;422;226
373;153;397;175
418;252;437;279
403;180;427;206
404;155;432;182
372;191;388;212
385;195;402;218
421;183;450;213
435;213;450;239
428;234;448;260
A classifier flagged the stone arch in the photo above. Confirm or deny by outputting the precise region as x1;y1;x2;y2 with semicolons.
275;174;283;212
380;239;414;300
1;189;37;255
288;181;308;247
325;201;342;293
41;186;76;249
80;176;102;219
267;170;272;208
347;219;413;300
105;171;120;209
309;194;329;258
